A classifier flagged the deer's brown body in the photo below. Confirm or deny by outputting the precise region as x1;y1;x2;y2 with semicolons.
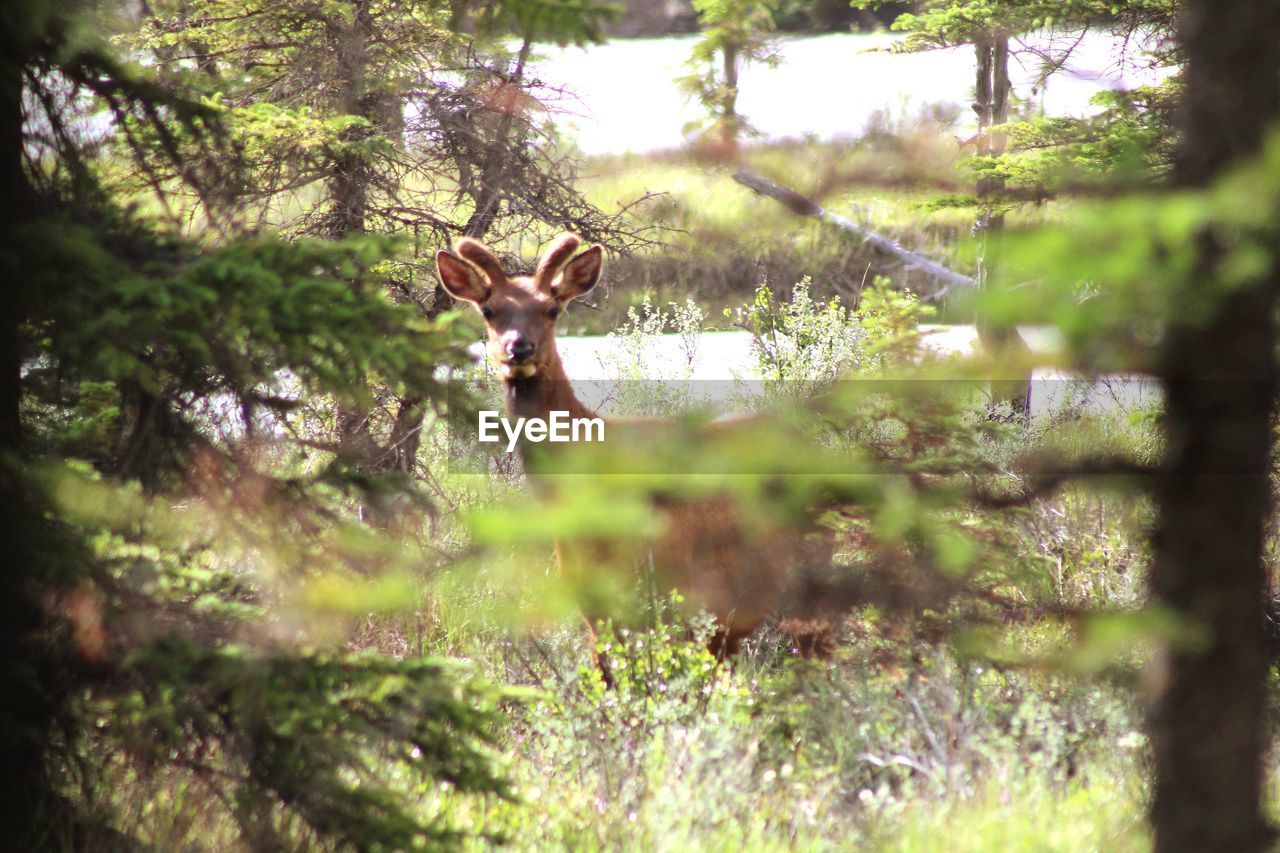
438;233;831;683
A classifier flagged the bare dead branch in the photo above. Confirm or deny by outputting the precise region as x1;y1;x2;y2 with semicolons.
732;169;976;299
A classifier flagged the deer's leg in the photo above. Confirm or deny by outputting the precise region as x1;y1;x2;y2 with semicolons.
778;618;836;660
557;539;618;689
582;614;616;690
707;625;754;661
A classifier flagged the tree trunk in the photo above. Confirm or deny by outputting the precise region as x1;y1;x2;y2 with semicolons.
973;35;1032;420
433;37;535;321
731;169;976;295
721;40;739;149
1148;2;1280;850
0;27;60;848
0;34;23;448
328;1;392;471
459;37;533;242
387;394;425;474
328;1;374;243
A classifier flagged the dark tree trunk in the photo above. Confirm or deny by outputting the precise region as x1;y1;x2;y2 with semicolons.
0;24;60;848
0;31;23;449
387;394;425;474
1148;2;1280;850
460;37;533;242
973;35;1032;420
328;1;374;244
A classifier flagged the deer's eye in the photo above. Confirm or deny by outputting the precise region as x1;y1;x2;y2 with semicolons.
480;305;494;320
547;304;561;319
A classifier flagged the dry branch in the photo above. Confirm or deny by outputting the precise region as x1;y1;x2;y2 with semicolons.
731;169;975;299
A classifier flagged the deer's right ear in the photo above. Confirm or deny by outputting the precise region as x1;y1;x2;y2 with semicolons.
436;251;489;304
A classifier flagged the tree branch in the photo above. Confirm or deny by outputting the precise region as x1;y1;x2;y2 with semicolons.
731;169;976;299
969;457;1160;509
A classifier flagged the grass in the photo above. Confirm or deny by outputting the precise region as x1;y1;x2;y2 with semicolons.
416;610;1153;851
877;773;1149;852
567;137;982;335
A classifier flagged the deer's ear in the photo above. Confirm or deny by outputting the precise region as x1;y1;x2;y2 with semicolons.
553;245;603;302
436;251;489;303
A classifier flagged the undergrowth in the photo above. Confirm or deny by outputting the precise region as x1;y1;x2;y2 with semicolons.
406;280;1164;851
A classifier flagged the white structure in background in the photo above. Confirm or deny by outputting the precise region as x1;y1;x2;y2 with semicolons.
471;328;1162;420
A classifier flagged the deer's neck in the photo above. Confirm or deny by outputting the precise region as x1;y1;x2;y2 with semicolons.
502;347;597;424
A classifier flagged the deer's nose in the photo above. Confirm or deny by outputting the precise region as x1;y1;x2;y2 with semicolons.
505;336;535;363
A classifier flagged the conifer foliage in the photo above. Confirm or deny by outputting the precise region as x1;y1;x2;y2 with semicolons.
0;0;626;846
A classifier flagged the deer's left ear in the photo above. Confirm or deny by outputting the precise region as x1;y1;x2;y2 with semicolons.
552;245;603;302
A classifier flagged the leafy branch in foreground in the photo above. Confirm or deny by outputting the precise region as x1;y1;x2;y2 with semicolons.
95;638;523;849
6;3;530;847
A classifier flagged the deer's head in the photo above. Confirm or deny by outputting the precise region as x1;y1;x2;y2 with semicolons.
436;233;602;379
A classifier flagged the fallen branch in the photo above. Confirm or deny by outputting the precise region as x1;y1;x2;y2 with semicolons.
969;457;1160;509
732;169;976;299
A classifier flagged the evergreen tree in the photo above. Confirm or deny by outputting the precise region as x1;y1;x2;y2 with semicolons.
862;1;1180;201
131;0;624;250
3;1;542;846
678;0;780;155
853;2;1177;415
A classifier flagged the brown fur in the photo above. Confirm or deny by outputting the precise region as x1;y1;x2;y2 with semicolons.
437;233;834;685
455;237;509;285
533;232;582;292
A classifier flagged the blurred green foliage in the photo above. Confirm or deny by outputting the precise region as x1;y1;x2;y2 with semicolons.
860;0;1177;50
97;639;523;849
974;133;1280;372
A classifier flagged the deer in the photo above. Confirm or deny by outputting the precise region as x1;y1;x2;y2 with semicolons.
436;232;834;686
